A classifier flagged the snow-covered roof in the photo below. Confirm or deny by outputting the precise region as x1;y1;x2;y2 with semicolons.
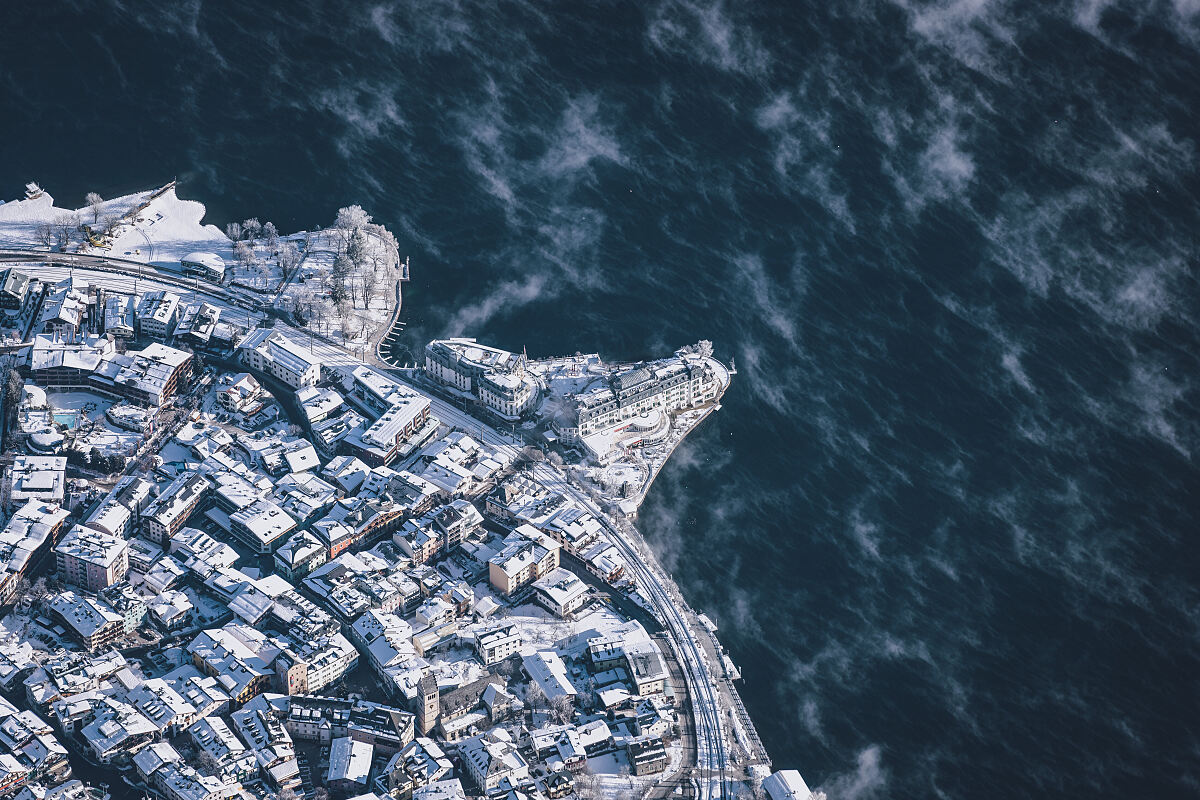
180;252;224;269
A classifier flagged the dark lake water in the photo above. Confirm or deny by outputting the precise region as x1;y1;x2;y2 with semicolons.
3;2;1199;797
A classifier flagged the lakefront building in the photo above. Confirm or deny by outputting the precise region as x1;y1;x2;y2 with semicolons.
555;347;721;441
425;338;538;420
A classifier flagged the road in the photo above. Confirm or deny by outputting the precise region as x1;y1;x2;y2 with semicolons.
0;248;265;330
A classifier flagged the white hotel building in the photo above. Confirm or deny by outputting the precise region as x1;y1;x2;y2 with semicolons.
556;348;722;441
424;338;538;420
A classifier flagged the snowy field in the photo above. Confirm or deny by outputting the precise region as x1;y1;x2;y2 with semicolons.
0;186;151;249
277;220;402;352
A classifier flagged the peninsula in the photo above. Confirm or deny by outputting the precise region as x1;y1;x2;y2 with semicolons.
0;182;816;800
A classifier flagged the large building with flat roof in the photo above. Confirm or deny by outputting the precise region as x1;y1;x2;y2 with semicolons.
55;524;129;591
91;342;192;406
136;290;181;339
10;456;67;506
0;500;69;604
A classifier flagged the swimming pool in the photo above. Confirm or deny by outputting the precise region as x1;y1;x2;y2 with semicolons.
52;412;78;429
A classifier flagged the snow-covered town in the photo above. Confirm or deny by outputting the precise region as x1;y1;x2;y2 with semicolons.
0;182;814;800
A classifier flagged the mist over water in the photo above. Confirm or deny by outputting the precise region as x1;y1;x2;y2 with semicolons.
4;2;1200;797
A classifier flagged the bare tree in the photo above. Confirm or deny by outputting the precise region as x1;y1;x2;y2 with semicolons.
575;770;602;800
548;693;575;724
278;241;301;273
526;681;546;712
53;213;79;248
335;204;371;233
195;751;220;775
101;213;120;234
371;224;400;269
258;259;273;290
312;789;329;800
85;192;103;224
234;241;254;267
242;217;262;240
225;221;242;242
34;221;54;248
310;295;331;334
262;221;278;248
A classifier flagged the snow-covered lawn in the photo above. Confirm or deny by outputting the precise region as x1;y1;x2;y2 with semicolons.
74;419;143;457
277;218;404;351
0;186;152;249
46;390;113;420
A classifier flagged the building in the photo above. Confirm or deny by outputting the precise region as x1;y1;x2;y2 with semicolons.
487;524;561;596
327;737;373;794
0;500;69;604
136;291;182;339
173;303;222;345
229;499;296;554
273;531;327;581
344;391;431;467
380;737;452;795
142;473;210;545
217;373;265;414
475;624;521;667
102;293;136;337
459;730;529;795
295;385;344;424
532;567;589;617
0;268;30;310
55;525;129;591
180;252;226;281
38;282;90;337
424;338;538;420
555;346;722;441
238;329;322;389
9;456;66;506
415;672;439;736
627;735;668;776
48;592;124;652
29;332;115;385
91;342;193;406
762;770;815;800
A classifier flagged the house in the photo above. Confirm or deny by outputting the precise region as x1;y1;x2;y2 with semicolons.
532;567;588;617
327;737;373;794
626;735;668;776
475;624;521;667
135;291;181;339
488;525;561;596
458;729;529;795
273;531;327;581
0;268;30;310
218;373;265;414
